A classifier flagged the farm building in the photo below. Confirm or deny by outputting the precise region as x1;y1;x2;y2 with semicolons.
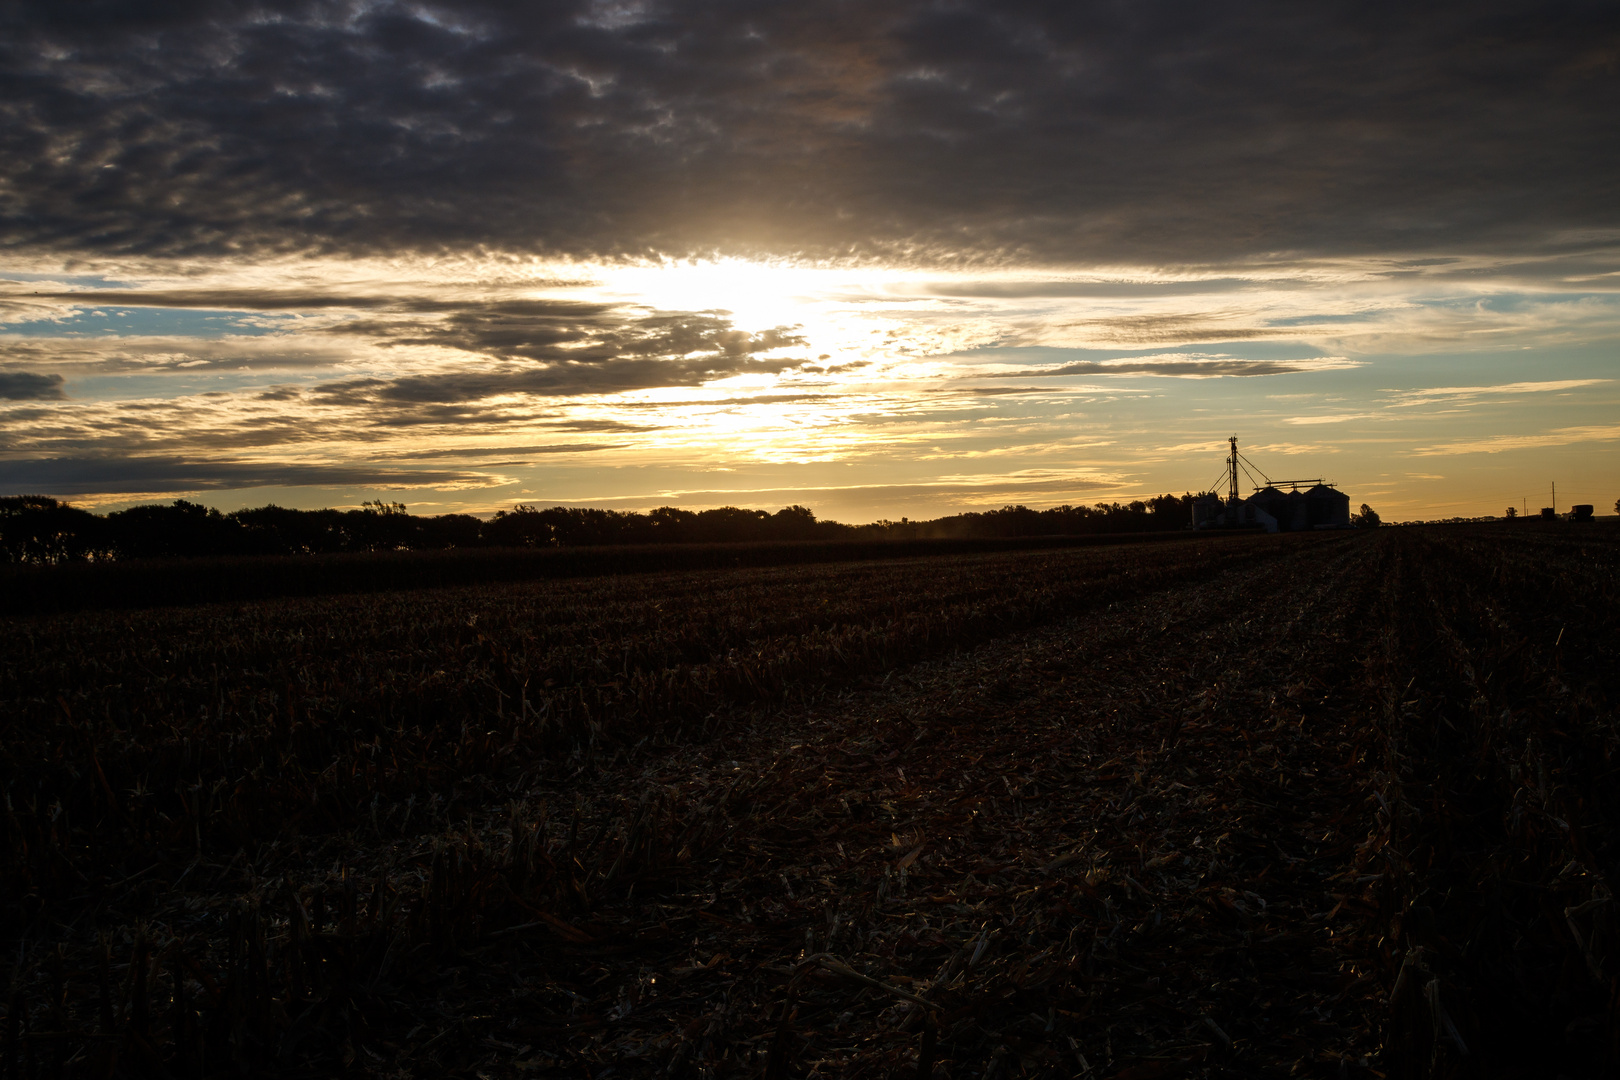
1191;437;1351;533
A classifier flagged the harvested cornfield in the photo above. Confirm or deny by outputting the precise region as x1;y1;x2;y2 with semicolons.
0;525;1614;1078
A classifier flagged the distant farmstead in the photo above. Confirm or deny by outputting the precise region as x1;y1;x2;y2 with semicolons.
1191;437;1351;533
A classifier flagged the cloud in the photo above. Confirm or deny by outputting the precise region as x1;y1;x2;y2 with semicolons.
269;301;811;403
1;2;1616;265
314;358;797;405
385;443;625;460
19;288;433;311
909;279;1267;300
0;289;821;399
0;371;65;399
987;354;1360;379
0;456;510;496
374;304;806;364
1046;315;1292;347
1410;424;1620;456
533;471;1122;512
611;394;831;409
1281;413;1382;425
0;334;357;374
1381;378;1610;406
954;385;1110;396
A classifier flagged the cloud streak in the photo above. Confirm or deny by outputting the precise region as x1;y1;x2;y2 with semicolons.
1381;378;1610;407
540;472;1123;512
1410;424;1620;457
0;456;510;496
986;355;1360;379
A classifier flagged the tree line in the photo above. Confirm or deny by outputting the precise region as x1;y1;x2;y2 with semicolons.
0;493;1201;564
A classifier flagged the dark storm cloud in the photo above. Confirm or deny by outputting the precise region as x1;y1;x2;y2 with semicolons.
0;455;502;495
0;371;66;399
1;1;1616;264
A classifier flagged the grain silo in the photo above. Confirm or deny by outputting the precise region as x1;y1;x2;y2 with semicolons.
1191;437;1351;533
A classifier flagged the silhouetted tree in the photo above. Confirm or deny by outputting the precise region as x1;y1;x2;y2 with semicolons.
418;513;485;548
647;506;699;542
0;495;108;563
344;500;417;551
483;504;552;547
231;504;348;554
106;500;242;558
1351;503;1382;528
769;504;822;540
3;491;1214;564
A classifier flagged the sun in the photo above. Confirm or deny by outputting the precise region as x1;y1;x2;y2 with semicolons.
595;257;833;330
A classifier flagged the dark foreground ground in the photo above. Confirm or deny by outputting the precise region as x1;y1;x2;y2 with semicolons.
1;524;1616;1078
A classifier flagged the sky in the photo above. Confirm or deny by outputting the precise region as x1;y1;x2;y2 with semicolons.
2;1;1618;522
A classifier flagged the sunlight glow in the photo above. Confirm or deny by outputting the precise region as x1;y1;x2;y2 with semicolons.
7;253;1617;519
596;258;860;330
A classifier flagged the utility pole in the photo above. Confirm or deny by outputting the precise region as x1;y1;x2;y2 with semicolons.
1228;435;1240;506
1553;482;1556;515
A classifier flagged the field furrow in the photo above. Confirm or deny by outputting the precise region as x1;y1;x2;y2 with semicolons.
0;524;1614;1078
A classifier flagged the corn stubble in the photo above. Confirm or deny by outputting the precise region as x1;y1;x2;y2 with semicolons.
0;526;1614;1078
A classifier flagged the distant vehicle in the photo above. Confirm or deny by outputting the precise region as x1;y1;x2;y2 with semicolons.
1540;508;1556;520
1570;504;1594;522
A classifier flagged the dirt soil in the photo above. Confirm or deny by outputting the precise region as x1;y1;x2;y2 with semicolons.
3;525;1616;1079
486;527;1390;1079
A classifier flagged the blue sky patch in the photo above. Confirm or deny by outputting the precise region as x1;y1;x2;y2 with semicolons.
0;306;301;338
